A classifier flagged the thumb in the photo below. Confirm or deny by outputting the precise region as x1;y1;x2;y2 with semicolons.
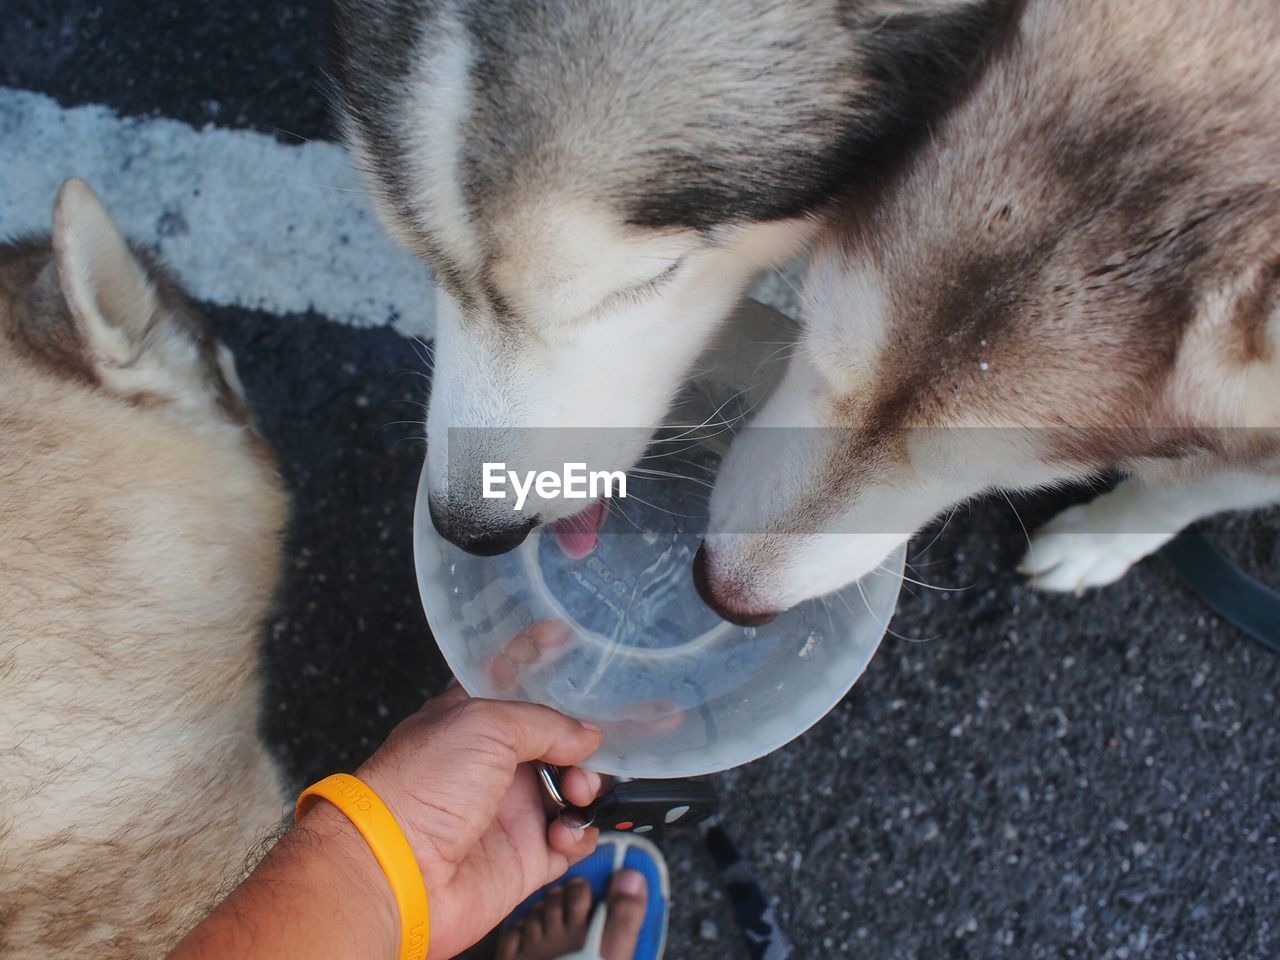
448;699;603;768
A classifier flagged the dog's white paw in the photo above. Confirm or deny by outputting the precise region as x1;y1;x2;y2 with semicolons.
1018;503;1173;594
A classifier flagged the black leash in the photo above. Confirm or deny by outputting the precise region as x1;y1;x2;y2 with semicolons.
1158;527;1280;656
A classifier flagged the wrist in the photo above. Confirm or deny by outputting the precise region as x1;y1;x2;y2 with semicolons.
354;761;431;857
289;800;401;959
170;799;402;960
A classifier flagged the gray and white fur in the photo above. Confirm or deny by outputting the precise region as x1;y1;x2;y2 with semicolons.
328;0;1008;554
699;0;1280;619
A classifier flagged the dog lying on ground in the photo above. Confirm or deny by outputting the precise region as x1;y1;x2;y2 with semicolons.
697;0;1280;622
0;180;287;957
329;0;1010;556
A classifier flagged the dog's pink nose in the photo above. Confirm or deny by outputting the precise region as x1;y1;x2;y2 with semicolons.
692;543;778;627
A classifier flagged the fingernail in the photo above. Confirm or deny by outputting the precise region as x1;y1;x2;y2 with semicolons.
579;719;602;734
613;869;645;897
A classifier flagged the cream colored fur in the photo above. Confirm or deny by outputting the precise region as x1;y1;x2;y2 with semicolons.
0;181;287;957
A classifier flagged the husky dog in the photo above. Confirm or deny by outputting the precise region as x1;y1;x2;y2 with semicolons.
329;0;1008;555
698;0;1280;622
0;181;287;957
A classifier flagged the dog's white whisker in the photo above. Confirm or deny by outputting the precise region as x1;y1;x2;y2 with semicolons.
771;265;804;299
758;342;798;369
374;419;430;435
1000;489;1034;556
850;581;938;644
643;453;720;477
636;443;708;462
820;595;839;644
612;489;699;521
266;169;366;195
629;467;716;489
604;494;644;533
897;570;972;593
407;335;437;372
911;507;958;561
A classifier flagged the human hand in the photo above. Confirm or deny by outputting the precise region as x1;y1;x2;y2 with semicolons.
353;686;605;959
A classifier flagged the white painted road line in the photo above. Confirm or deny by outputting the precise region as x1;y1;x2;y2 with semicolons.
1;86;804;334
0;87;436;335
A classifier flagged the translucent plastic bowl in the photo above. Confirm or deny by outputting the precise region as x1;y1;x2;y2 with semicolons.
414;302;904;778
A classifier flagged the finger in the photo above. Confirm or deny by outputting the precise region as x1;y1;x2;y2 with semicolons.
454;699;603;767
560;766;605;808
527;619;573;648
613;703;685;739
489;653;520;693
497;622;571;665
548;819;598;868
504;632;541;664
488;623;574;695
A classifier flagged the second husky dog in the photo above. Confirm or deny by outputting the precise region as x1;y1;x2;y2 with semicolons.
0;181;287;957
329;0;1009;555
698;0;1280;622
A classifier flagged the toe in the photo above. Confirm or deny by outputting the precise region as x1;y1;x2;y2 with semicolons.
1024;527;1169;593
542;885;566;939
1018;504;1098;576
1018;528;1082;577
565;877;593;927
1028;547;1126;593
599;870;649;960
495;921;521;960
521;904;546;953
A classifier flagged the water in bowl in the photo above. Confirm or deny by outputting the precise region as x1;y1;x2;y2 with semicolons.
414;301;904;777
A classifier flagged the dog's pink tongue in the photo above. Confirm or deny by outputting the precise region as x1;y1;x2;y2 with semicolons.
550;500;608;559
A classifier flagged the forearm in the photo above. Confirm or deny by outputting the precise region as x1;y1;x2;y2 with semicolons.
169;803;399;960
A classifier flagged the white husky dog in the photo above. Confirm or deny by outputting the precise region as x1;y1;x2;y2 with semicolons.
0;181;287;957
697;0;1280;623
329;0;1008;555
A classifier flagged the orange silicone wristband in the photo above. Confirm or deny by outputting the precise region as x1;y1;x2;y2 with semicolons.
296;773;430;960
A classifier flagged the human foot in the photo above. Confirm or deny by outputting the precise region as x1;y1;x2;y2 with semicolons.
496;871;649;960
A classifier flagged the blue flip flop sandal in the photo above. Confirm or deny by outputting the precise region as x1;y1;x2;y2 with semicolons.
504;832;669;960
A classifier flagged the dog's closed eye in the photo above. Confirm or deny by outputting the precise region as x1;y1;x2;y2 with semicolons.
593;257;687;314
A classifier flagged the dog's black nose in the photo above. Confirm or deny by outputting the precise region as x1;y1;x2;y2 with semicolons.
429;496;536;556
692;542;779;627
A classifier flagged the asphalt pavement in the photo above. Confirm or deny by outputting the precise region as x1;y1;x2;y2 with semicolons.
3;3;1278;958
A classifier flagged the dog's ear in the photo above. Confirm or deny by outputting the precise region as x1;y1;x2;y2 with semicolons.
50;177;160;371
